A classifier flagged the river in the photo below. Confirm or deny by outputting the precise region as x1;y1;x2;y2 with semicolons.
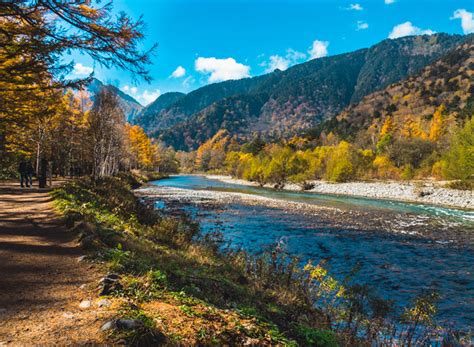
141;175;474;331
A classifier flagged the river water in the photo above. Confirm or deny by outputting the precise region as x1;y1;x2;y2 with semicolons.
145;175;474;331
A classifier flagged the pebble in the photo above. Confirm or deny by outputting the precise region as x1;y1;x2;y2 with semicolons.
79;300;92;309
101;320;115;331
62;312;74;319
97;299;111;308
77;255;88;262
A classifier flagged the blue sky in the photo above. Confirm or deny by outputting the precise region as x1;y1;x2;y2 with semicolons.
69;0;474;105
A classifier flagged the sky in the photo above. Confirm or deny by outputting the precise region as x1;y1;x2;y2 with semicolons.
68;0;474;106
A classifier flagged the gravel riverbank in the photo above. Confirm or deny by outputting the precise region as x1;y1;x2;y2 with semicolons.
206;175;474;210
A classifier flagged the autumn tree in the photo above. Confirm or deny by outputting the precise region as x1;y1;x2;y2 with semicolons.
88;88;125;179
125;124;158;170
443;117;474;180
429;104;447;141
0;0;155;177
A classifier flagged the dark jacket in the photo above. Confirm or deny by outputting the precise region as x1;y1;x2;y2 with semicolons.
26;162;34;175
19;161;27;174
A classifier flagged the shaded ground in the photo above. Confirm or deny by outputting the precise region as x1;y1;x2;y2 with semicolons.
0;181;109;345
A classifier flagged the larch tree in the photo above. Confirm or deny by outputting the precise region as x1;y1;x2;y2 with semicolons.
0;0;155;176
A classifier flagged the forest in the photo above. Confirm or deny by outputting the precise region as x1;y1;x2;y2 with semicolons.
181;111;474;189
0;0;176;180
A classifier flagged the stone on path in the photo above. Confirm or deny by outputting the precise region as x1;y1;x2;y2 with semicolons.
79;300;92;309
97;299;111;308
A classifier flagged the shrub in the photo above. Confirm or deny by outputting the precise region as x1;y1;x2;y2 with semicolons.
401;165;415;180
324;141;355;182
296;326;339;347
446;180;474;190
442;117;474;180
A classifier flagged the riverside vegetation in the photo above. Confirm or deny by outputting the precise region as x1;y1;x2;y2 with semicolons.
175;39;474;190
51;172;469;345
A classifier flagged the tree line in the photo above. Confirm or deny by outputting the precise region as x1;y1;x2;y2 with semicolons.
180;104;474;188
0;0;177;179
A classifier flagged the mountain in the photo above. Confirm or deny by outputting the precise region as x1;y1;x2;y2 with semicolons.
133;92;185;130
85;78;143;122
318;36;474;140
137;33;468;151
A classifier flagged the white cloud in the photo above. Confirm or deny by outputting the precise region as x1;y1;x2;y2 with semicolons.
266;55;290;72
263;49;306;73
451;9;474;34
171;66;186;78
388;22;435;39
195;57;250;82
348;3;363;11
308;40;329;60
139;90;161;105
286;48;306;62
384;0;395;4
72;63;93;76
121;85;161;106
357;21;369;30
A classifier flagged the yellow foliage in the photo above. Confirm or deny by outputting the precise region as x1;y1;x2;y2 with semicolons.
429;104;446;141
125;124;158;169
380;116;394;137
373;155;399;179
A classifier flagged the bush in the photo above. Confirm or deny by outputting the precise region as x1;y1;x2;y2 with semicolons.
446;180;474;190
296;326;339;347
401;165;415;180
442;117;474;180
324;141;354;182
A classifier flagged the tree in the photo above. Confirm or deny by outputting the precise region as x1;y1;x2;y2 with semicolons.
388;138;434;169
125;124;158;170
88;88;125;179
429;104;446;141
376;116;394;154
443;117;474;180
1;0;155;177
325;141;355;182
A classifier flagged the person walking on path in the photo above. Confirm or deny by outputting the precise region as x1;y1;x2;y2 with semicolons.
26;160;34;187
18;160;28;188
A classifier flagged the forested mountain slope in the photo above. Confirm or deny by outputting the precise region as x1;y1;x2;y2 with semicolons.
137;34;468;150
320;36;474;143
133;92;185;130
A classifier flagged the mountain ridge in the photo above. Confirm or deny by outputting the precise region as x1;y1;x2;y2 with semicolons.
85;78;143;122
136;33;470;150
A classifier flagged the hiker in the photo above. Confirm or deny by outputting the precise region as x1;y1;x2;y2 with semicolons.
19;160;28;187
26;160;34;187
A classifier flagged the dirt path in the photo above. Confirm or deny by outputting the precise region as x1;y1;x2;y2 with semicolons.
0;181;109;345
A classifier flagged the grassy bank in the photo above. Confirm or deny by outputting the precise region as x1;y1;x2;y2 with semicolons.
51;173;457;346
